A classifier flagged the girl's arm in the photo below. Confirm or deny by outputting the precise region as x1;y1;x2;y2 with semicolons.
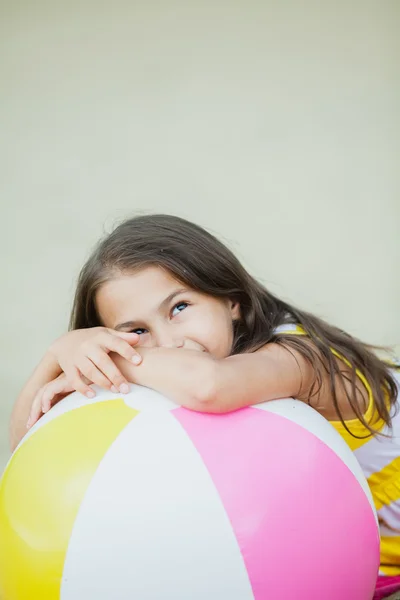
10;328;141;451
209;344;313;411
111;343;313;412
115;343;367;420
112;347;219;408
9;352;62;451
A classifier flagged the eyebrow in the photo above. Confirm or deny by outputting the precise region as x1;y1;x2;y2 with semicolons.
114;288;189;331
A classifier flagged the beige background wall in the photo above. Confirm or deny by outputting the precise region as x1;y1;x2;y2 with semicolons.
1;1;399;470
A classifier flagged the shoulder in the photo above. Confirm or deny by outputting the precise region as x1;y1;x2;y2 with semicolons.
255;339;319;405
257;332;370;422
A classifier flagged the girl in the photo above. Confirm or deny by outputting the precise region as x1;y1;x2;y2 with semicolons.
10;213;400;595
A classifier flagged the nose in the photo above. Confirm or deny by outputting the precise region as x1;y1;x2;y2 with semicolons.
155;328;184;349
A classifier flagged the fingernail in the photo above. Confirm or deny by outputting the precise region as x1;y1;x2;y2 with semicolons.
111;385;118;393
119;383;130;394
131;355;141;365
86;390;95;399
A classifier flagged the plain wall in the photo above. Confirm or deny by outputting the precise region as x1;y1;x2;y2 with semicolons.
1;1;399;469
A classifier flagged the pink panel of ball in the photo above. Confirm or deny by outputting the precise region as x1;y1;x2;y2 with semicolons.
173;406;380;600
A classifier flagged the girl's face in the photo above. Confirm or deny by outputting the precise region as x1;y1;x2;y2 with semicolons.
96;266;240;359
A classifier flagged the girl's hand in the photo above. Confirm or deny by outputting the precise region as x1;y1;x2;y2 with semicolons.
26;372;76;429
48;327;142;398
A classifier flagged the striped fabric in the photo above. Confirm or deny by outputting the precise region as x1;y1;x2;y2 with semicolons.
273;323;400;576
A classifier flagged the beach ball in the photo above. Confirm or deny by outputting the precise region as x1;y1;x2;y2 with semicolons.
0;385;379;600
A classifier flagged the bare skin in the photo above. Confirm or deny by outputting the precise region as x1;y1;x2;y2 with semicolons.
10;266;369;451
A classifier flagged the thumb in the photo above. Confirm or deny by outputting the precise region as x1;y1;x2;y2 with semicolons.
44;375;75;404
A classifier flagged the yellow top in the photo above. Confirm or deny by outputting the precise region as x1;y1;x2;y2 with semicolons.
274;323;400;575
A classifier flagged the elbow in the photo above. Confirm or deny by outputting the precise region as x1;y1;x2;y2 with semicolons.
190;386;218;413
188;362;225;413
187;369;219;413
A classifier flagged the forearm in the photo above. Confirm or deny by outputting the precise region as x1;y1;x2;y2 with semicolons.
211;347;303;412
217;338;319;412
111;343;306;414
9;352;62;451
111;347;216;409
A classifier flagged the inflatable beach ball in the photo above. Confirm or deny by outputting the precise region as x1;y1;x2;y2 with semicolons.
0;386;379;600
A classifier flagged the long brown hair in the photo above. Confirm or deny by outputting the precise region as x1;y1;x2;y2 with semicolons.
69;213;398;436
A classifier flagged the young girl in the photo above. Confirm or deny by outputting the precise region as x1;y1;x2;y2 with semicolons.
10;213;400;595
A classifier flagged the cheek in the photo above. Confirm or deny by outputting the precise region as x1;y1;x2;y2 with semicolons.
136;335;154;348
196;313;234;355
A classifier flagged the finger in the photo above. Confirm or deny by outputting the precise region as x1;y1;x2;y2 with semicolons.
27;388;46;428
75;356;116;392
66;366;98;399
42;377;74;413
87;349;132;393
80;332;141;364
101;335;142;365
108;330;140;345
